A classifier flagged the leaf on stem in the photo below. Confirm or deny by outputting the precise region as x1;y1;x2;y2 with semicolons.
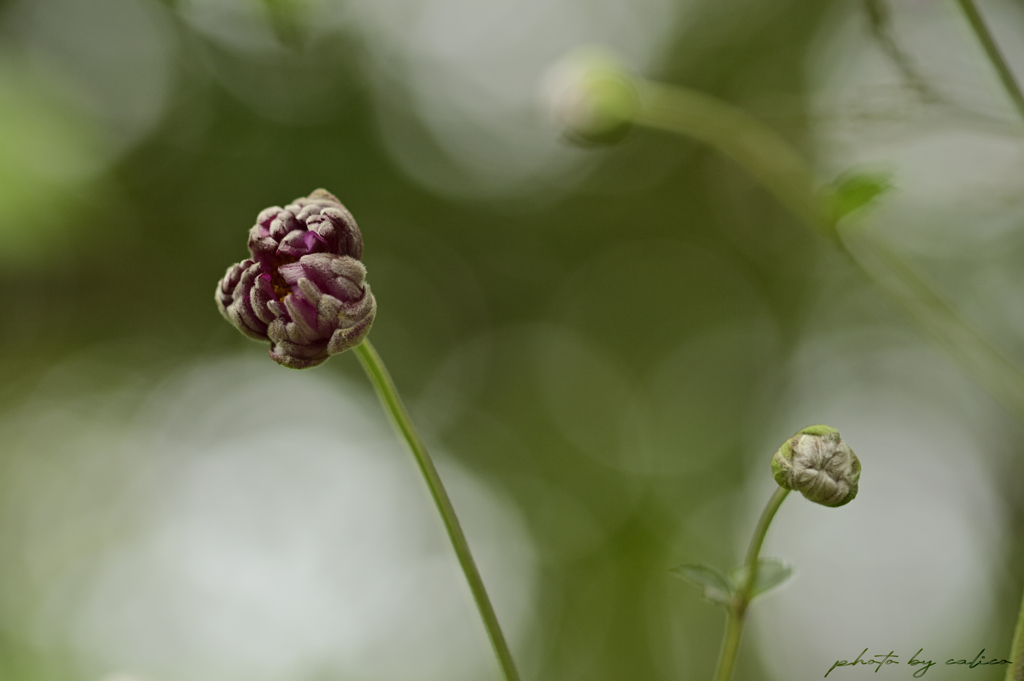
670;564;733;605
728;559;793;599
827;171;894;223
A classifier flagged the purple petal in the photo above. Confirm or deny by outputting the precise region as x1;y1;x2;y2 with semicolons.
266;318;288;343
268;338;330;368
322;207;362;259
327;312;374;354
339;283;375;321
251;274;277;324
316;294;343;334
278;230;309;258
248;231;278;263
256;206;281;229
308;217;340;255
297;277;322;305
295;203;321;223
232;297;267;339
277;262;305;286
298;254;366;302
302;229;329;254
270;211;299;240
283;293;320;340
267;299;286;320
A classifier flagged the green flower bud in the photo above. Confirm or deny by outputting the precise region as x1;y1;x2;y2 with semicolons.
542;48;639;145
771;425;860;507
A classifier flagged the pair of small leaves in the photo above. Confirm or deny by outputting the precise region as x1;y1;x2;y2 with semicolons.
670;559;792;606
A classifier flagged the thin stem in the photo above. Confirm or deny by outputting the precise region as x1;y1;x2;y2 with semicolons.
353;340;521;681
743;487;790;570
714;610;745;681
954;0;1024;122
631;78;1024;424
713;487;790;681
634;82;832;238
838;230;1024;424
1006;587;1024;681
953;19;1024;655
865;0;947;105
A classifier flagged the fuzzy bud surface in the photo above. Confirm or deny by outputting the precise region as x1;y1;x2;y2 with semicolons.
771;425;860;507
216;189;376;369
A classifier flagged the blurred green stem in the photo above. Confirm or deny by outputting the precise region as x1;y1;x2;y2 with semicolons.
634;82;832;238
630;78;1024;424
839;231;1024;422
1008;588;1024;681
954;0;1024;122
353;340;521;681
714;487;790;681
953;7;1024;678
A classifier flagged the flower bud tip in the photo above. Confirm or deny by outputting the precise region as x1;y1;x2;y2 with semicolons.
216;189;376;368
771;425;860;507
541;48;639;145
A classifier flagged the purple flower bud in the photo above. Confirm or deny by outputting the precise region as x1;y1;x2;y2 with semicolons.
216;189;377;369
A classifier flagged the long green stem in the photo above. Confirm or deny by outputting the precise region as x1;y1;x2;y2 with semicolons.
713;487;790;681
353;340;521;681
954;0;1024;122
838;230;1024;423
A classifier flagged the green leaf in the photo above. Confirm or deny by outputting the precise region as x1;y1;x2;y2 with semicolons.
828;171;894;222
670;564;734;605
728;559;793;599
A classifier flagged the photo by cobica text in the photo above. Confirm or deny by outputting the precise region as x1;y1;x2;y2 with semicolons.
825;649;1012;678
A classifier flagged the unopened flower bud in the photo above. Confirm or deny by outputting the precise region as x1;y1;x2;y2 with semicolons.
216;189;376;369
771;425;860;507
542;48;639;145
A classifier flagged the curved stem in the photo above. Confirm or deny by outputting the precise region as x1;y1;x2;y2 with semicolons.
353;340;522;681
631;78;1024;423
634;82;832;239
713;487;790;681
954;0;1024;122
837;230;1024;423
743;487;790;570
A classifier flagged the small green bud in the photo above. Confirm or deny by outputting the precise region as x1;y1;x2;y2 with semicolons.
542;48;639;145
771;425;860;507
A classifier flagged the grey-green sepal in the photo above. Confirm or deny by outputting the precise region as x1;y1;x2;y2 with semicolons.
771;425;860;507
671;559;793;607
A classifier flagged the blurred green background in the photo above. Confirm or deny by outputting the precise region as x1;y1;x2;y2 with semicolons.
1;0;1024;679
